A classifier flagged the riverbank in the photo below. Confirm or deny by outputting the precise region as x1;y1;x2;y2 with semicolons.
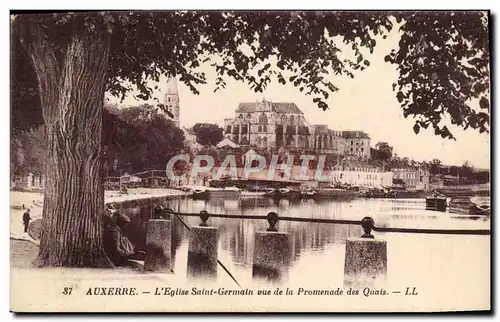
10;188;190;242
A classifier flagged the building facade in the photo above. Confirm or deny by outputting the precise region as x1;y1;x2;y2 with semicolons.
392;167;430;191
163;77;180;127
330;166;393;188
182;127;203;152
224;98;348;155
342;131;371;160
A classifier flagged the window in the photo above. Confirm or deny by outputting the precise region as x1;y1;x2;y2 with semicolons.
361;148;364;152
263;125;267;132
168;97;171;102
258;125;262;132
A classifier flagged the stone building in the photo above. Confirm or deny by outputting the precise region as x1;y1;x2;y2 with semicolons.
392;167;430;191
224;98;347;154
342;131;371;159
182;127;203;152
330;166;393;188
162;77;180;127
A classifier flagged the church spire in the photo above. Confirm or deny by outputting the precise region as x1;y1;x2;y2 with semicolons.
163;76;180;127
166;76;178;94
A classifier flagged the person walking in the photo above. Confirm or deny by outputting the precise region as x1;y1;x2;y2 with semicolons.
22;209;31;233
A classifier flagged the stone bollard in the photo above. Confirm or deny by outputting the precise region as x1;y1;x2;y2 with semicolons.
252;212;291;283
187;211;219;279
154;205;174;220
144;219;172;272
344;217;387;288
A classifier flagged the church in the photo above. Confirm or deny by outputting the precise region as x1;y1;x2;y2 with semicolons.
161;80;371;159
223;98;350;156
162;76;180;128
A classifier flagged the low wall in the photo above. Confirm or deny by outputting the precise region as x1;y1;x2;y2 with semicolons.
28;193;189;241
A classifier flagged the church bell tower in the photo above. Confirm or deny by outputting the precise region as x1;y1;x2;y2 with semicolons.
164;77;180;127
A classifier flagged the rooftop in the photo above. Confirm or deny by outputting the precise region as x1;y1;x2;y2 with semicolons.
236;100;304;115
342;131;370;139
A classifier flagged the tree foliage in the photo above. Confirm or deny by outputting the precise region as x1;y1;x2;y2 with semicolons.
374;141;393;160
12;11;490;139
428;158;443;174
104;104;185;174
385;11;490;139
12;106;185;178
192;123;224;146
11;126;47;177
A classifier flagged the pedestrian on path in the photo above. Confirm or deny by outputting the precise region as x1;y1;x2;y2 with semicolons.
22;209;31;233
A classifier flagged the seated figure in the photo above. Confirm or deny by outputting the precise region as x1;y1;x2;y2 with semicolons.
103;212;144;267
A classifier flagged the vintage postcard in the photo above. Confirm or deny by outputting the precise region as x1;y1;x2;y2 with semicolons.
10;10;491;312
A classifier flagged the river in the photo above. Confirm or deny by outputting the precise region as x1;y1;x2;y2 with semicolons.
118;196;490;296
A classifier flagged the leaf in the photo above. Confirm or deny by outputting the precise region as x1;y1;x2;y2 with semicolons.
396;91;404;103
318;101;328;110
413;124;420;134
479;96;489;110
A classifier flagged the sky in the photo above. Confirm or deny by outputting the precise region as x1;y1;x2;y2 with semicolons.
106;21;490;170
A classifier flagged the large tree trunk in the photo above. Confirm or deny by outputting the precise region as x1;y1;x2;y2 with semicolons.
21;18;114;267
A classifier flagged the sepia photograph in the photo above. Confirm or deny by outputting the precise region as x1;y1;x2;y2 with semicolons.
8;8;491;313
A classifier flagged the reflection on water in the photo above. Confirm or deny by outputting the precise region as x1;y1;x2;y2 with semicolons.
119;197;490;286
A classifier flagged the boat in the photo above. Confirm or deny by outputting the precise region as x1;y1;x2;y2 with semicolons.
208;186;241;199
314;187;357;199
363;188;387;198
448;197;471;215
469;198;490;216
278;188;302;200
192;188;210;200
301;188;317;199
425;193;447;212
241;191;267;198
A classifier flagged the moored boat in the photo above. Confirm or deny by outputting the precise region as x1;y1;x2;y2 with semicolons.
192;188;210;200
314;187;357;199
277;187;302;200
469;202;491;216
425;193;447;212
448;197;471;215
240;191;267;198
301;188;316;199
208;186;241;199
191;186;241;199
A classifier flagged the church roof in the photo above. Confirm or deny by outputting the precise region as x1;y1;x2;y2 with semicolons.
313;124;329;134
236;101;304;115
217;138;239;149
342;131;371;139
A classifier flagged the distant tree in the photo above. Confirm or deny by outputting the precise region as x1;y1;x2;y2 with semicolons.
375;142;393;160
118;105;185;172
11;126;47;177
193;123;224;147
458;161;474;181
429;159;443;175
